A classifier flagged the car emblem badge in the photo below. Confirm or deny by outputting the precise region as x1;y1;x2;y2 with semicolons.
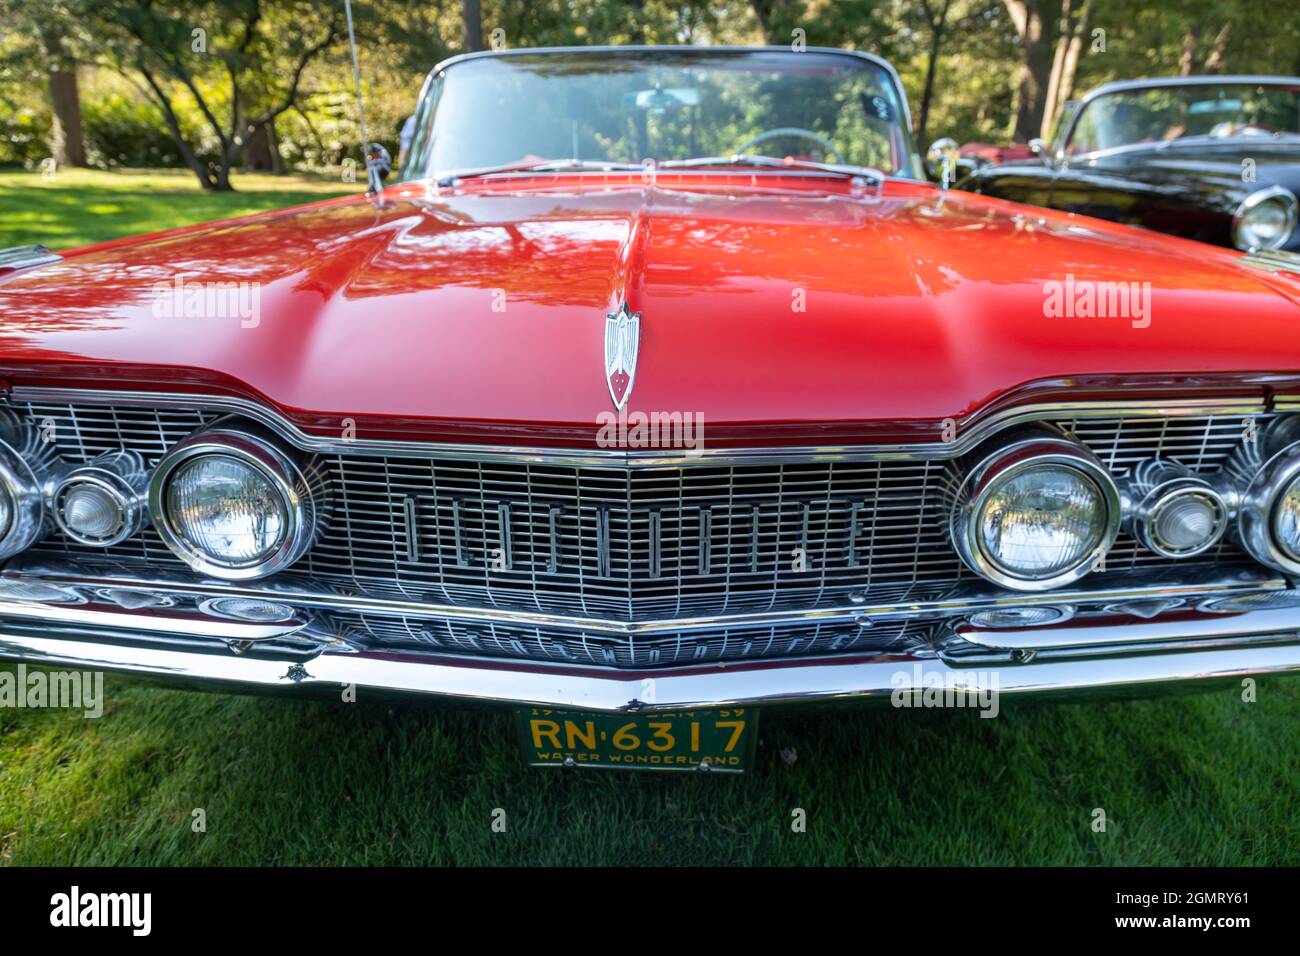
604;303;640;409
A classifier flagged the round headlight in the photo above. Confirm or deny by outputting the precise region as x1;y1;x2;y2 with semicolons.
951;435;1120;591
1273;474;1300;561
0;417;52;560
166;455;287;564
1233;186;1298;251
149;427;321;580
1233;420;1300;576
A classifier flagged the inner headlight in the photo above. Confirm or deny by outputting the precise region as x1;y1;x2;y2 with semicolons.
1273;474;1300;562
0;413;55;560
149;426;321;579
1233;186;1298;251
951;434;1120;591
979;465;1107;576
166;455;287;566
1232;418;1300;576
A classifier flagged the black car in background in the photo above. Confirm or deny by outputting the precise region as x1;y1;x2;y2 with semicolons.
957;76;1300;252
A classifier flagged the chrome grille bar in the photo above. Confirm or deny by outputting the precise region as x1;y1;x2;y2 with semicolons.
5;394;1286;663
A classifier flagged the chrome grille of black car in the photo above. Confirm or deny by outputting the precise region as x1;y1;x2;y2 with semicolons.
10;398;1263;664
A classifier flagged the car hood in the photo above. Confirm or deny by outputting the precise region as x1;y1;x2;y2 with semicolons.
2;177;1299;443
1093;147;1300;205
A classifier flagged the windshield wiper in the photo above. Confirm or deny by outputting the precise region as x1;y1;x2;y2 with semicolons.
658;153;886;183
434;154;889;188
435;158;647;187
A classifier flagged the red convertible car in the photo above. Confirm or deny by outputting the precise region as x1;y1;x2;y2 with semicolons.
3;46;1300;769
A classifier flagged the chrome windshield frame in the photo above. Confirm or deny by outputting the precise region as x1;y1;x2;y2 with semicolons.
399;45;919;184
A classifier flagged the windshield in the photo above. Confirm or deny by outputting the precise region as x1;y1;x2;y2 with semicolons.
1066;83;1300;155
401;49;919;180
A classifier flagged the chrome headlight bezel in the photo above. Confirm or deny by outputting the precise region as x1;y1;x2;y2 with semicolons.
1123;461;1229;560
50;451;149;547
1232;185;1298;251
950;435;1121;591
0;440;47;559
148;426;321;580
0;412;56;560
1236;443;1300;575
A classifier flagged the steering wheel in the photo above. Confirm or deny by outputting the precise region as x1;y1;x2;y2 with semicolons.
735;127;846;163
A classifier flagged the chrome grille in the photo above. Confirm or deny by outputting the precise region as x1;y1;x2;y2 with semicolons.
322;612;936;668
9;398;1268;663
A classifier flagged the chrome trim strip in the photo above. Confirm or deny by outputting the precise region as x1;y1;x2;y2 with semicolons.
1239;248;1300;274
4;386;1279;466
1;558;1284;636
4;625;1300;711
956;606;1300;651
0;599;307;640
0;244;62;272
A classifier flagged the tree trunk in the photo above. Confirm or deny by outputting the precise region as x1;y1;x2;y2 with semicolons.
1055;2;1090;115
39;26;86;167
1204;22;1232;73
1040;0;1072;139
1004;0;1063;144
243;121;280;172
460;0;483;52
916;0;953;148
1178;30;1196;76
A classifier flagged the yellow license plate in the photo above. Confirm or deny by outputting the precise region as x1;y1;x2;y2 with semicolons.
516;707;757;773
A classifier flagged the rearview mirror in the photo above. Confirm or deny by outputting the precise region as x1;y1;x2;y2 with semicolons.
624;88;700;112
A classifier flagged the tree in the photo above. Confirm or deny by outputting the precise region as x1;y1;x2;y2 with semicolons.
92;0;342;190
1002;0;1061;143
461;0;483;51
0;0;91;166
914;0;955;148
1040;0;1089;139
39;23;86;166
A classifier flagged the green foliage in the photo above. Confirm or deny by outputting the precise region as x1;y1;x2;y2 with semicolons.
8;0;1300;174
81;93;195;168
0;103;50;168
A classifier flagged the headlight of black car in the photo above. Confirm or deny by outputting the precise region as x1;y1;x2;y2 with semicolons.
1232;185;1298;251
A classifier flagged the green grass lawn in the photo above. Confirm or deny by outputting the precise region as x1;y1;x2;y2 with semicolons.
1;168;1298;866
0;167;356;250
2;671;1297;865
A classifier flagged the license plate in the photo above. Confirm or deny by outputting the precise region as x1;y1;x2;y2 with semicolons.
516;706;758;773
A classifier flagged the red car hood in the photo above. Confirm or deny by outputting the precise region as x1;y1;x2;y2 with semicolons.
2;175;1299;444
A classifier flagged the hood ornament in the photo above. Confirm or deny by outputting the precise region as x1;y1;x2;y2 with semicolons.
604;303;640;409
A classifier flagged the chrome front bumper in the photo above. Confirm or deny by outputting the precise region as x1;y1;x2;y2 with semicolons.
3;594;1300;711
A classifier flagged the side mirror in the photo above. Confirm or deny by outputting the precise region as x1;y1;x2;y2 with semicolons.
925;137;960;189
1028;137;1046;156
